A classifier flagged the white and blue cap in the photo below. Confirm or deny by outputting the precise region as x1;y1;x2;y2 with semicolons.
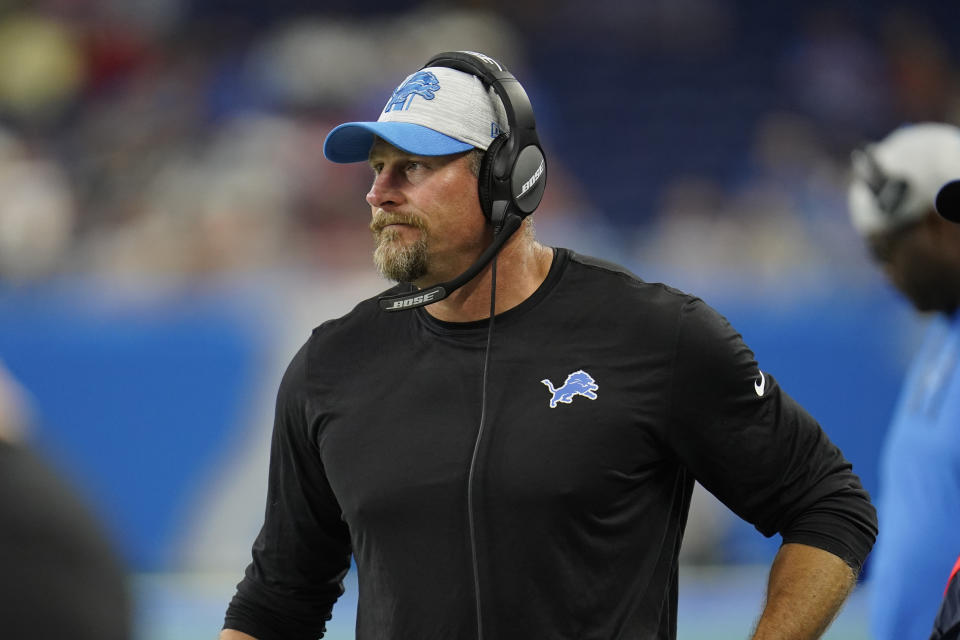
849;122;960;235
324;66;508;163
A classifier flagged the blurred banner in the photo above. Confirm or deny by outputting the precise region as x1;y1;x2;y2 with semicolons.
0;274;920;573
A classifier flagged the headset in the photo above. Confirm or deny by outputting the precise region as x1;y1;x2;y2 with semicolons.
430;50;548;226
378;50;548;312
937;179;960;222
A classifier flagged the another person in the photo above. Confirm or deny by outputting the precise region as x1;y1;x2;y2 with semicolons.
0;361;132;640
847;122;960;640
222;51;877;640
931;554;960;640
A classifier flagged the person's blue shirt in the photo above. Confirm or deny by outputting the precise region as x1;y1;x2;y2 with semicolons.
871;312;960;640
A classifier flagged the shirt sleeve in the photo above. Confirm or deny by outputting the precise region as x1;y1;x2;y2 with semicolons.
662;298;878;573
930;555;960;639
223;340;352;640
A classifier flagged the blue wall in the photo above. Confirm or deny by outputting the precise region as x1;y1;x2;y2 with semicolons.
0;285;268;570
0;280;919;571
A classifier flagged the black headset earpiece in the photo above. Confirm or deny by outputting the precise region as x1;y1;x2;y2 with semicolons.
421;51;547;229
477;134;507;222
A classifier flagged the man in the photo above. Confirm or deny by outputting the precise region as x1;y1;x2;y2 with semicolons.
847;122;960;640
222;51;876;640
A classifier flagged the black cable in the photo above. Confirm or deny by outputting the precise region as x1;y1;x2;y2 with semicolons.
467;253;498;640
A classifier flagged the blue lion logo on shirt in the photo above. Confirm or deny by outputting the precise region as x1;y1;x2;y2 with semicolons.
541;370;599;409
383;71;441;113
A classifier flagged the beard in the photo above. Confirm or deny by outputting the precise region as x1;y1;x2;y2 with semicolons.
371;212;429;283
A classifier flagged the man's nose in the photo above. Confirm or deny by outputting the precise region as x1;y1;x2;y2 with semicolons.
366;169;403;209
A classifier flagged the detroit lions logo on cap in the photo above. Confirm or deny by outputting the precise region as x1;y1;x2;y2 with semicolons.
383;71;441;113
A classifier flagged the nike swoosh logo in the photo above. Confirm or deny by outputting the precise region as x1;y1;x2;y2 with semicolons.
754;372;766;397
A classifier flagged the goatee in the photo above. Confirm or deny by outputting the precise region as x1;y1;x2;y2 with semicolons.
371;213;429;283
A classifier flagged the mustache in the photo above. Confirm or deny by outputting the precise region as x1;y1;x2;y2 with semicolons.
370;211;427;235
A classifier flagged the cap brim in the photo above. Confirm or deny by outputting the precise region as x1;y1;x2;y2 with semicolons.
323;122;474;163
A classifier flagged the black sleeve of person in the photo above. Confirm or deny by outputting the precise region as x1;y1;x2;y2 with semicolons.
223;340;352;640
0;441;132;640
661;298;878;573
930;559;960;640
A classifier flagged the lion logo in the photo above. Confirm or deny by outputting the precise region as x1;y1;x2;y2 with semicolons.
383;71;441;113
541;370;599;409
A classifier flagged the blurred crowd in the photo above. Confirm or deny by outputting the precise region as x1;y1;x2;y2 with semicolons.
632;3;960;295
0;0;956;293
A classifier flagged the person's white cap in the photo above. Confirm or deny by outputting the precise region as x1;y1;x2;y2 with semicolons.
323;66;508;163
848;122;960;235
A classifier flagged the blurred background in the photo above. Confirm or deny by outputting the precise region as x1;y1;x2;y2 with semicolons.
0;0;956;637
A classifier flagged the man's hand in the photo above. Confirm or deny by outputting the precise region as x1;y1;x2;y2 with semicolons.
751;542;858;640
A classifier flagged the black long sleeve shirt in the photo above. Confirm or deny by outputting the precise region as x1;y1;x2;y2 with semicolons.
225;248;877;639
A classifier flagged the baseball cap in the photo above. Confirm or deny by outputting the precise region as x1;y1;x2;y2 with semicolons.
848;122;960;236
323;66;508;163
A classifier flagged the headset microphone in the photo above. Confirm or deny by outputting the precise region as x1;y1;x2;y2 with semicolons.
936;180;960;223
378;212;523;311
378;50;546;313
